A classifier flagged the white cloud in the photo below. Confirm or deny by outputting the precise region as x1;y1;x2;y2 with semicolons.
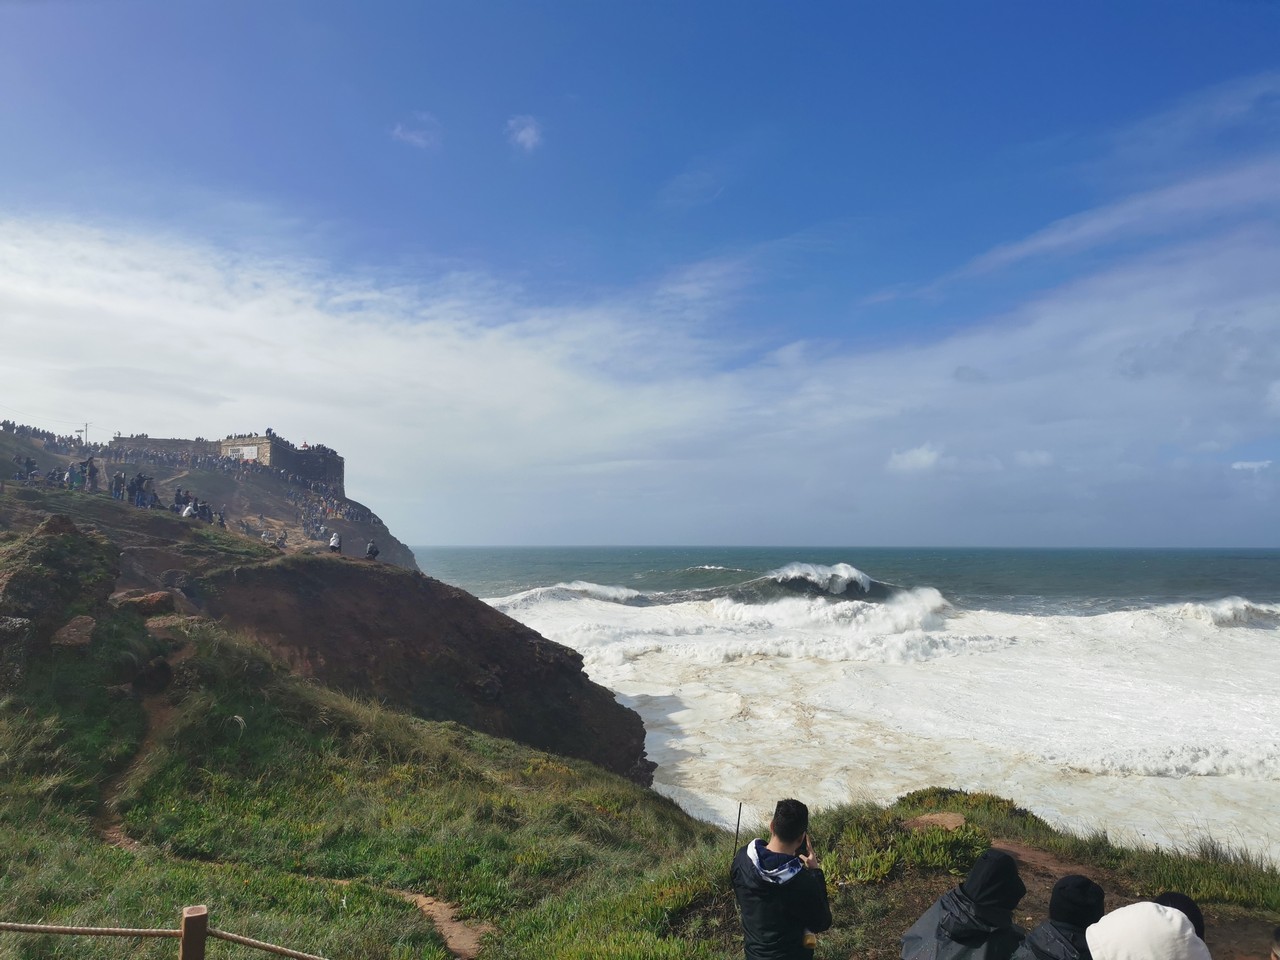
1015;450;1054;468
1108;72;1280;172
505;115;542;152
391;112;442;151
887;444;941;473
4;122;1280;546
1231;461;1272;472
658;165;724;209
957;156;1280;277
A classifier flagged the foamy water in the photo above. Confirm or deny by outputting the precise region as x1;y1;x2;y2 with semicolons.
485;571;1280;862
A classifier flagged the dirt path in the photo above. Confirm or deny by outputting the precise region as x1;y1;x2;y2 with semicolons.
93;629;493;958
95;637;196;849
994;838;1275;960
393;892;494;959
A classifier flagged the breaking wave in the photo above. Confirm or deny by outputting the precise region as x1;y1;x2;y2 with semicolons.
1057;744;1280;780
1172;596;1280;627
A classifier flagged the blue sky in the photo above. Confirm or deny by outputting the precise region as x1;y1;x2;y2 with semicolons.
2;2;1278;546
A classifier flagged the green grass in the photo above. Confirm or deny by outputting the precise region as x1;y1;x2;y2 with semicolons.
889;787;1280;912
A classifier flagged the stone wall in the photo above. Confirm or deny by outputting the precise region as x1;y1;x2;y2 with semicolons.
219;435;345;494
220;436;281;465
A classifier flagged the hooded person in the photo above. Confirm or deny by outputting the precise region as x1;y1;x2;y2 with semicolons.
1085;902;1211;960
731;798;832;960
901;849;1028;960
1150;894;1204;942
1011;875;1106;960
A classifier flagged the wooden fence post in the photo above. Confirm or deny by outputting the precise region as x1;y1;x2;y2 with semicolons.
179;905;208;960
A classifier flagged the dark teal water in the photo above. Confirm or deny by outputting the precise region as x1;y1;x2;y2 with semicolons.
412;546;1280;613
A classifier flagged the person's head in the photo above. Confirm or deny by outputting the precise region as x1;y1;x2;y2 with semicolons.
961;849;1026;912
1153;892;1205;940
769;798;809;844
1050;875;1105;929
1270;926;1279;960
1086;902;1210;960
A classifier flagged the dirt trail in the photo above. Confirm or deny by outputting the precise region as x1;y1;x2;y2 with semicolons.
392;891;494;959
95;637;196;849
994;838;1275;960
93;627;493;958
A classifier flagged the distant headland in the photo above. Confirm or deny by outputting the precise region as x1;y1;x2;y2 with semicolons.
3;420;411;569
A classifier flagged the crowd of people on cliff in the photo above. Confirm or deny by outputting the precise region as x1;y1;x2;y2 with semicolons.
4;420;378;551
5;419;376;529
734;798;1255;960
1;419;86;455
107;444;376;526
284;485;372;540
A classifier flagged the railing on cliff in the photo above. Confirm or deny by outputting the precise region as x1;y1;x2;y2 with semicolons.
0;905;330;960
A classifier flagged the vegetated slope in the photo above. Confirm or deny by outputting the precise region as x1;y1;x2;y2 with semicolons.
202;553;655;784
0;494;654;782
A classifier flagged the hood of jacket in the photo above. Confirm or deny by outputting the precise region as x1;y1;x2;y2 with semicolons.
739;839;804;888
937;887;1018;946
1085;903;1210;960
1022;921;1091;960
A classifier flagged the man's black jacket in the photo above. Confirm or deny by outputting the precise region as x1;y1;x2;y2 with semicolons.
731;842;832;960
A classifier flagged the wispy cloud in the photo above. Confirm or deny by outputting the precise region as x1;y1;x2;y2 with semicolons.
1107;71;1280;174
505;115;542;152
887;443;941;473
956;156;1280;278
1231;461;1272;472
874;74;1280;304
658;164;725;209
390;112;443;151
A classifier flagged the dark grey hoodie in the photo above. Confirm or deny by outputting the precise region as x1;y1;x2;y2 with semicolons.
901;851;1027;960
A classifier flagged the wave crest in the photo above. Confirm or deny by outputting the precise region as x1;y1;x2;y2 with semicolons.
1058;744;1280;780
1173;596;1280;627
767;562;875;595
490;581;644;613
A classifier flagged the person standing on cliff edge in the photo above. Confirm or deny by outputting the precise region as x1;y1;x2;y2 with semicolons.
731;798;832;960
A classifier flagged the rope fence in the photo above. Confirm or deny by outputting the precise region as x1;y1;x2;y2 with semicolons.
0;906;331;960
210;928;331;960
0;921;179;938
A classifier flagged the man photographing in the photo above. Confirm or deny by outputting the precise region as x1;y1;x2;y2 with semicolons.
731;798;832;960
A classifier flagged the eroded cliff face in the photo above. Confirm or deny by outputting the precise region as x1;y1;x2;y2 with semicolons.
0;492;655;784
202;554;655;785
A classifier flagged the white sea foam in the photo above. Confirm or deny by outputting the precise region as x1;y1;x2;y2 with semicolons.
487;585;1280;862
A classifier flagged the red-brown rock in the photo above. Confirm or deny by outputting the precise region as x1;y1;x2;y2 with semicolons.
202;554;655;785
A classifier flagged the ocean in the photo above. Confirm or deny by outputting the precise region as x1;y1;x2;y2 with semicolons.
411;546;1280;863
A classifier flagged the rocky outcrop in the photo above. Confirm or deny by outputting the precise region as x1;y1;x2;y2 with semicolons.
0;615;33;689
202;554;655;784
0;515;117;644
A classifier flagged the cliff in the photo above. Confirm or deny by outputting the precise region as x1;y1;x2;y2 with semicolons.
2;426;419;571
0;479;653;784
202;554;653;783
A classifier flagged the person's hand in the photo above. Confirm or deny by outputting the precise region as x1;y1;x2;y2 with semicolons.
798;834;819;870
